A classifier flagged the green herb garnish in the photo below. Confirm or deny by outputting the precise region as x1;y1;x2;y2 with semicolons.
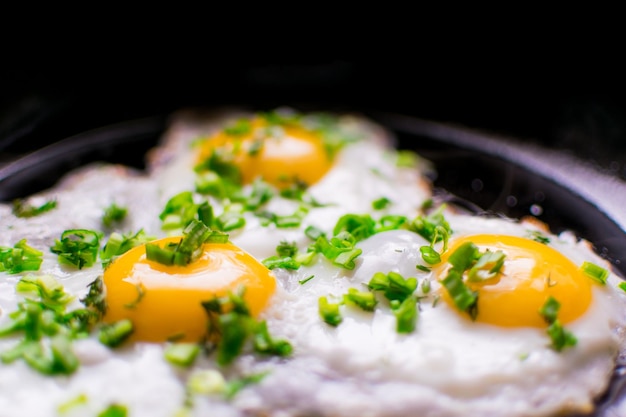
12;198;57;218
50;229;101;269
539;296;577;352
0;239;43;274
0;275;96;375
580;261;609;285
98;319;133;348
318;296;343;326
164;343;201;367
102;203;127;228
201;289;292;366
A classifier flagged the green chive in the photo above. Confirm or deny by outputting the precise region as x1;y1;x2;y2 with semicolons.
580;261;609;285
165;343;201;367
98;319;133;348
319;296;342;326
344;288;377;312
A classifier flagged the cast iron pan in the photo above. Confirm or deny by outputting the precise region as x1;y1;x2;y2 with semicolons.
0;109;625;416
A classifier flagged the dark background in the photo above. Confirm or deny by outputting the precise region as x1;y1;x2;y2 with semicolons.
2;49;626;177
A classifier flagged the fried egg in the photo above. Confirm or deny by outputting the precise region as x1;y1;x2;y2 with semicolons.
0;107;625;417
147;107;433;259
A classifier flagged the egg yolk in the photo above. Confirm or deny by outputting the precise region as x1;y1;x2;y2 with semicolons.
102;237;276;342
439;234;592;327
196;116;333;189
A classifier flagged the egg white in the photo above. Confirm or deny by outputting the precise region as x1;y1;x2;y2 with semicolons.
0;109;625;417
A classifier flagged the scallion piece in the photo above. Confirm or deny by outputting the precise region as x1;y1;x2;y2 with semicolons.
262;256;300;270
372;197;391;210
344;288;377;311
12;198;57;218
468;250;505;282
97;404;128;417
318;296;342;326
538;296;560;324
539;296;577;351
253;321;293;357
393;296;418;333
580;261;609;285
102;203;127;227
419;245;441;265
98;319;133;348
0;239;43;274
50;229;101;269
164;343;201;367
216;312;250;366
441;270;478;319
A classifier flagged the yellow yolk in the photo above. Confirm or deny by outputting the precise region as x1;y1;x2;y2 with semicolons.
102;237;276;342
439;234;593;327
196;116;333;189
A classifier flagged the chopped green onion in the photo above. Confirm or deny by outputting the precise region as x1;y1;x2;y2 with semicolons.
80;276;107;315
262;256;300;270
580;261;609;285
318;296;342;326
368;271;417;303
223;372;268;400
396;150;420;168
98;319;133;348
201;289;291;366
546;320;578;352
538;296;560;324
0;239;43;274
146;220;226;267
441;269;478;319
299;275;315;285
215;211;246;231
527;230;550;244
372;197;391;210
276;240;298;258
50;334;80;374
393;296;418;333
419;245;441;265
375;215;408;233
0;275;97;375
102;203;127;227
253;321;293;357
539;296;577;351
409;205;452;245
101;229;154;268
123;283;146;309
216;312;251;366
224;118;253;136
195;149;242;185
187;369;226;395
447;241;480;272
165;343;201;367
12;198;57;218
305;225;325;240
343;288;377;311
50;229;101;269
97;404;128;417
333;214;376;243
57;393;88;414
618;282;626;292
315;235;362;270
468;250;505;282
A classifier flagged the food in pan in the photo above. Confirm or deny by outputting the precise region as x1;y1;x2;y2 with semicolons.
0;107;624;417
